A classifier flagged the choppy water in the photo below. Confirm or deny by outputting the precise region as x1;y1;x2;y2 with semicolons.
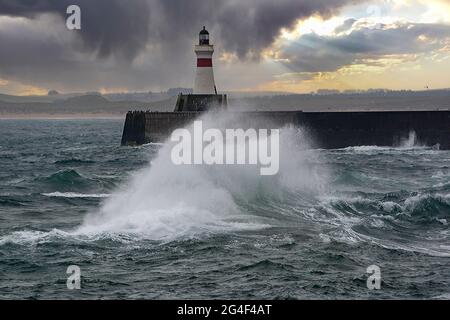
0;118;449;299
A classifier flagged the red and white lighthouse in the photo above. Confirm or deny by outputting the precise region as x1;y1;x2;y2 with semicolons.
174;26;226;111
194;26;217;95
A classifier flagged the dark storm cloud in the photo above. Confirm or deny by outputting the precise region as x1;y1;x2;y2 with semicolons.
154;0;363;59
0;0;365;92
0;0;362;60
0;0;151;59
280;22;450;73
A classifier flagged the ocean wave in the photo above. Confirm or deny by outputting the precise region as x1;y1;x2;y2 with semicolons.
54;158;95;165
338;146;395;152
333;131;439;153
318;222;450;257
0;222;267;247
42;192;110;198
320;191;450;219
358;233;450;257
0;196;28;207
336;145;434;153
403;193;450;221
142;142;165;147
38;169;87;186
0;229;142;246
432;169;450;179
77;113;328;241
0;229;71;246
36;169;113;193
313;192;450;256
237;259;296;272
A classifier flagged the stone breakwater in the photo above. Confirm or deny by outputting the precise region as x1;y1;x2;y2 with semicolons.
121;110;450;149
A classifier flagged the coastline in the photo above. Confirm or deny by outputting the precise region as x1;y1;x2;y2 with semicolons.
0;113;125;120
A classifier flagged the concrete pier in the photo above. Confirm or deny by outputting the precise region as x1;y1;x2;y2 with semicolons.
121;110;450;149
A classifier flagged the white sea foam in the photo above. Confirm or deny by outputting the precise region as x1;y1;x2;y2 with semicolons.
42;192;110;198
379;201;401;213
0;229;70;246
142;142;165;147
0;229;143;246
336;132;431;153
398;131;420;149
339;145;393;152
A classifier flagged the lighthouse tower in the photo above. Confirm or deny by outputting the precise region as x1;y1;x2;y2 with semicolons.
194;26;217;94
174;26;227;112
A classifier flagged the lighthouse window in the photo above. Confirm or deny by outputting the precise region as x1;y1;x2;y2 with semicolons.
199;31;209;45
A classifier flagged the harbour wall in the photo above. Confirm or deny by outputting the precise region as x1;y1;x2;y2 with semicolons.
121;110;450;149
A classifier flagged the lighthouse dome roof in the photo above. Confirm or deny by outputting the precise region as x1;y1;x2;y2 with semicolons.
200;26;209;35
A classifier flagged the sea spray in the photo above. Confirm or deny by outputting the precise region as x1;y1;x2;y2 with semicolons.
398;131;420;149
77;112;329;240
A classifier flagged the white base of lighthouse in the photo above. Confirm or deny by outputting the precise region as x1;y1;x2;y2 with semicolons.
194;67;216;94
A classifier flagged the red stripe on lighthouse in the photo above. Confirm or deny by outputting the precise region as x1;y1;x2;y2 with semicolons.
197;58;213;67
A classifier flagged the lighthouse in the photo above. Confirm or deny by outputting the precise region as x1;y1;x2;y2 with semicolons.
194;26;217;94
174;26;227;112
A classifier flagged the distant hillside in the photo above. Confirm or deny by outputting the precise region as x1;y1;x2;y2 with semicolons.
61;94;111;106
0;93;55;104
0;94;149;117
105;88;193;103
1;89;449;117
144;90;450;112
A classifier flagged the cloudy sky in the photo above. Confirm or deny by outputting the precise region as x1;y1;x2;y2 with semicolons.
0;0;449;95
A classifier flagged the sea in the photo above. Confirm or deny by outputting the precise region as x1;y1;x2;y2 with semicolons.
0;118;449;299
